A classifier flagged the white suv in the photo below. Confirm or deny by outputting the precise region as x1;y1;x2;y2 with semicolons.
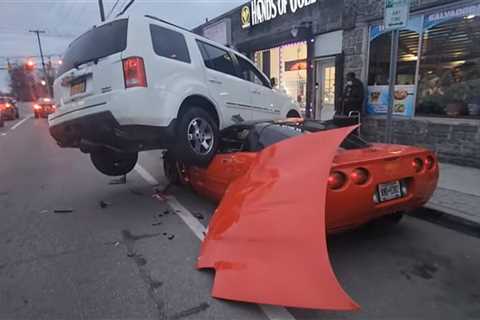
49;15;300;176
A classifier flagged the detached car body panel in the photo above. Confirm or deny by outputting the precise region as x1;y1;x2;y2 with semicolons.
197;125;360;310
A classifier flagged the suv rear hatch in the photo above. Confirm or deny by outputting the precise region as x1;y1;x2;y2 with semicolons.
54;19;128;110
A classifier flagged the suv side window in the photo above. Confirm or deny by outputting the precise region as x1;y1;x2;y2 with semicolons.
197;41;237;77
236;55;271;88
150;24;190;63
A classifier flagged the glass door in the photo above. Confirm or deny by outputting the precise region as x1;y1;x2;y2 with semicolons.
315;58;336;120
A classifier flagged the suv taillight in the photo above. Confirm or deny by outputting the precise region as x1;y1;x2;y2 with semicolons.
122;57;147;88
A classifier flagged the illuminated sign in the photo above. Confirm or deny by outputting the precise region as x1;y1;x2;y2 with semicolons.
241;0;317;29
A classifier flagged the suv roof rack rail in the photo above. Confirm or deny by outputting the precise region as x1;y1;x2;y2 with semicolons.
144;15;192;33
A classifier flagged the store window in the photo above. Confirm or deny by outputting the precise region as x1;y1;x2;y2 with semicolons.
367;27;420;117
417;15;480;118
254;42;307;112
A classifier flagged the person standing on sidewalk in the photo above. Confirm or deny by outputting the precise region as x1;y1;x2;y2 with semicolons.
341;72;365;116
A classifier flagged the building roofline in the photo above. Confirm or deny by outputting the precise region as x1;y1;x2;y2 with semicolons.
192;0;249;31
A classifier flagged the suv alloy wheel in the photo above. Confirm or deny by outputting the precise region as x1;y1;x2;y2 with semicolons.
175;107;219;167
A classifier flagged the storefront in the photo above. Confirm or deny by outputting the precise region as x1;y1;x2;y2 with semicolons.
366;3;480;119
195;0;480;168
194;0;345;120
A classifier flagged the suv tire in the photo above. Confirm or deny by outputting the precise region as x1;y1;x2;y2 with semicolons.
175;107;219;167
90;150;138;176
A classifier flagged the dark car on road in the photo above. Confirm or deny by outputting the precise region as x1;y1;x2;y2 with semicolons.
0;97;19;121
33;98;56;118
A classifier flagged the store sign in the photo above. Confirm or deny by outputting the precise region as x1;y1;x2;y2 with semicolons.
384;0;410;30
424;4;480;30
241;0;318;29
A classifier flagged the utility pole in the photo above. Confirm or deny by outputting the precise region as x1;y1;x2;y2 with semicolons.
29;29;51;97
98;0;106;21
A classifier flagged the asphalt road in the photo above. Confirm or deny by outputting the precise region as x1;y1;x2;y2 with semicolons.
1;103;479;320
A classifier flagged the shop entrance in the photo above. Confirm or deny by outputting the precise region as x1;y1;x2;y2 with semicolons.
314;58;336;120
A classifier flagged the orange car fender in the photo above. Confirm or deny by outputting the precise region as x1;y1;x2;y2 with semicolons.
197;125;360;310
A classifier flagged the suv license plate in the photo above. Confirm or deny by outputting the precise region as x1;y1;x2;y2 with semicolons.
70;81;86;96
378;181;402;202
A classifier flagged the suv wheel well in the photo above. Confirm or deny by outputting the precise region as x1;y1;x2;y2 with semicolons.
178;96;219;126
287;109;301;118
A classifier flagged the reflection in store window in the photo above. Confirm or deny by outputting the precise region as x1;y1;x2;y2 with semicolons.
254;42;307;112
417;15;480;118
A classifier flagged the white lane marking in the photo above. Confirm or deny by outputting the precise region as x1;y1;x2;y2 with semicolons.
134;164;296;320
259;305;296;320
165;196;206;241
10;115;33;131
134;163;160;186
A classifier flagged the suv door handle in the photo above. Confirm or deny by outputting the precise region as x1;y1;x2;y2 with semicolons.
209;79;223;85
251;89;261;94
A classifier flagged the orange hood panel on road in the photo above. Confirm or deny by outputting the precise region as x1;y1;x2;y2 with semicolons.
197;125;360;310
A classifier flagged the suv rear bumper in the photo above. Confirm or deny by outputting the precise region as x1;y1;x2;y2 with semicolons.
49;111;176;153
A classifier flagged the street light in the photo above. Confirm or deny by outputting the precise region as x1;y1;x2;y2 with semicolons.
41;80;47;86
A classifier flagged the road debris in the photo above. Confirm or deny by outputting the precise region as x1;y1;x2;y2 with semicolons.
40;210;49;214
99;200;110;209
109;176;127;185
194;213;205;220
152;222;162;226
54;209;74;214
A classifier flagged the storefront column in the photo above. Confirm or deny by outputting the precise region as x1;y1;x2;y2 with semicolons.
306;37;315;119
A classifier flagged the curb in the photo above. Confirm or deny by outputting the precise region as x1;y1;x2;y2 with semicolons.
409;206;480;239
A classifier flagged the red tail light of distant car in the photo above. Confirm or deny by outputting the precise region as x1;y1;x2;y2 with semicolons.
33;104;42;110
123;57;147;89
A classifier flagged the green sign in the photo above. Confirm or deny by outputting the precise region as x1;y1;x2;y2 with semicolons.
385;0;410;30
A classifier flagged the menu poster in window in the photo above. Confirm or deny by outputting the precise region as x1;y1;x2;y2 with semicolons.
367;85;415;116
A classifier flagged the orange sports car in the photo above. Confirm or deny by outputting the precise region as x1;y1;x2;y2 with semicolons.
163;119;439;310
164;119;439;233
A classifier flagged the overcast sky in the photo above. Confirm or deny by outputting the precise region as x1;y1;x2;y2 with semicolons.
0;0;245;91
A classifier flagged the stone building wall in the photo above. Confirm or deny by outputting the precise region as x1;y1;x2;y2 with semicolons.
362;117;480;168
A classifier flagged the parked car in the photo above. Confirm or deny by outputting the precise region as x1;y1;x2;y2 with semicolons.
33;98;56;118
49;15;300;176
164;119;439;232
0;97;19;120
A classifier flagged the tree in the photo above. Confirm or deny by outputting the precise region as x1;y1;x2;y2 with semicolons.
9;64;36;101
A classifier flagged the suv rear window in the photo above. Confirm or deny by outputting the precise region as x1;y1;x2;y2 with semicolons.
150;24;190;63
58;19;128;77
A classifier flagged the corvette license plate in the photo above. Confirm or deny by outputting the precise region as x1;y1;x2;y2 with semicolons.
70;80;86;96
378;181;402;202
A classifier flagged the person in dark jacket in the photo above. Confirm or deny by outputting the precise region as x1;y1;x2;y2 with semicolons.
341;72;365;115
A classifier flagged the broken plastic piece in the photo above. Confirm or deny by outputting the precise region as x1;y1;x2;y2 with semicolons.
197;125;360;310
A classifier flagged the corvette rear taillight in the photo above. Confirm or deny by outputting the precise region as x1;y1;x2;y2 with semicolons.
424;156;435;170
328;171;347;190
351;168;369;185
412;158;424;173
122;57;147;88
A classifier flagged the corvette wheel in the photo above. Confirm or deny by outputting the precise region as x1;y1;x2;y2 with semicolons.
90;150;138;176
175;107;219;167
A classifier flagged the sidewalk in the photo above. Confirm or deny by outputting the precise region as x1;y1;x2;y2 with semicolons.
425;163;480;225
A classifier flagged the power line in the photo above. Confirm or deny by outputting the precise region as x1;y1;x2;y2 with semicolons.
116;0;136;18
107;0;121;19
